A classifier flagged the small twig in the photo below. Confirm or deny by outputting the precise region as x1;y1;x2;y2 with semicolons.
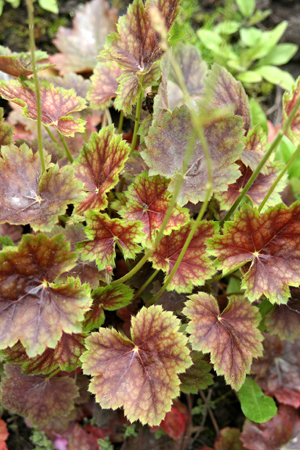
188;390;212;450
200;389;219;436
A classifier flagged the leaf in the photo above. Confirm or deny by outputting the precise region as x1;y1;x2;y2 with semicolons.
81;305;191;426
159;401;189;440
83;285;134;332
45;72;91;100
118;171;189;244
213;428;246;450
0;417;8;450
66;424;99;450
209;203;300;304
0;79;86;136
240;405;300;450
50;0;118;74
143;105;245;206
74;125;130;214
199;64;251;132
149;220;217;293
240;125;268;172
183;294;263;390
87;61;123;110
236;0;255;18
0;107;13;146
0;364;79;425
255;65;294;91
0;46;53;77
252;335;300;408
264;287;300;342
76;211;143;270
179;351;214;394
282;77;300;145
38;0;58;14
0;144;84;231
2;332;86;375
0;233;91;356
256;43;298;67
238;377;277;423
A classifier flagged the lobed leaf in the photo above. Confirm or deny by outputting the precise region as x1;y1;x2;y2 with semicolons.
0;364;78;425
179;351;214;394
118;171;189;244
76;211;143;270
81;305;191;426
143;106;245;206
209;203;300;304
74;125;130;214
239;125;268;173
0;144;84;231
0;46;53;77
0;79;86;136
149;221;217;293
183;293;263;390
0;107;13;146
87;61;123;110
0;233;91;356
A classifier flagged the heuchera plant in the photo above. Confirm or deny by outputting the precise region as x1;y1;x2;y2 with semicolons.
1;0;300;448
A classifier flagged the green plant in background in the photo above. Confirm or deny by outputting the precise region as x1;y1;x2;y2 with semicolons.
0;0;58;15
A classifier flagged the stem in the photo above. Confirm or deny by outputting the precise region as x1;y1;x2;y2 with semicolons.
46;367;61;379
106;107;112;126
26;0;45;173
210;261;246;283
118;110;124;134
44;125;60;146
258;141;300;212
131;75;145;151
133;269;159;301
220;95;300;226
57;130;73;163
83;129;88;144
199;390;219;436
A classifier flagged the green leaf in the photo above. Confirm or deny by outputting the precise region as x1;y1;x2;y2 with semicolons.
236;71;262;83
254;65;295;90
248;9;271;26
255;43;298;67
240;27;263;47
246;22;288;60
38;0;58;13
179;351;213;394
275;135;300;177
0;235;14;248
236;0;255;18
249;99;268;133
214;21;240;35
238;377;277;423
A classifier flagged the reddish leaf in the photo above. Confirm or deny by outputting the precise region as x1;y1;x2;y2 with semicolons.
214;428;246;450
46;72;91;100
0;233;91;356
240;405;300;450
66;424;100;450
149;221;217;293
0;144;84;231
0;364;79;425
159;402;189;440
0;107;13;146
74;125;130;214
51;0;118;75
282;77;300;145
179;351;214;394
209;203;300;304
76;211;143;270
88;61;124;110
265;287;300;341
0;46;52;77
0;79;86;136
240;125;268;173
83;285;134;332
199;63;251;132
143;105;245;206
252;335;300;408
183;294;263;390
119;171;189;244
0;223;22;245
0;418;8;450
81;305;192;426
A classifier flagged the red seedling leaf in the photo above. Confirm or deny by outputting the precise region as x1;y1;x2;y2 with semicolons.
0;364;79;425
159;403;189;440
209;203;300;304
0;79;86;136
213;428;246;450
0;107;13;146
149;221;217;293
81;305;191;426
87;61;124;110
51;0;118;75
83;285;134;332
282;76;300;145
0;144;84;231
183;293;263;390
76;211;143;270
143;105;245;206
264;287;300;342
74;125;130;214
119;171;189;244
0;46;53;77
2;332;86;375
252;335;300;408
179;350;214;394
240;405;300;450
0;233;91;356
199;63;251;132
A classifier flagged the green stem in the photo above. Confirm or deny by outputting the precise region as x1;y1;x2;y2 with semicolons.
57;130;73;163
133;269;159;301
220;96;300;226
210;261;247;284
46;367;61;379
83;129;88;144
26;0;45;173
131;75;145;151
44;125;61;147
258;141;300;212
118;110;124;135
106;107;112;126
